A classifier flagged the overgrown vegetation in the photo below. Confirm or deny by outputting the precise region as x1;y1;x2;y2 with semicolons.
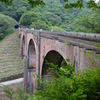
3;85;26;100
0;0;100;9
0;13;17;40
0;0;100;35
0;0;100;99
3;59;100;100
0;0;92;32
18;0;92;32
72;8;100;33
32;59;100;100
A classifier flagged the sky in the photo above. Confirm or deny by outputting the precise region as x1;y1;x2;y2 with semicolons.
95;0;99;3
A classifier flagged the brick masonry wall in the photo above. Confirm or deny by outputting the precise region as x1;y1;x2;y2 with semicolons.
19;29;100;92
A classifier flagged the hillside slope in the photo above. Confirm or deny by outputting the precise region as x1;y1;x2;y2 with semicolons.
0;0;91;32
0;31;24;82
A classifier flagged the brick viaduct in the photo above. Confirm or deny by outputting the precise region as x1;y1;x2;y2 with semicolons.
18;28;100;93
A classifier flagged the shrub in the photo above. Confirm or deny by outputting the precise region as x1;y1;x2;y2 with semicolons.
34;62;100;100
3;62;100;100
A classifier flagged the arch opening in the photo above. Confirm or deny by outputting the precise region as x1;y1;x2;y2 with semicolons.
27;39;36;68
42;50;67;78
22;36;25;58
27;39;36;93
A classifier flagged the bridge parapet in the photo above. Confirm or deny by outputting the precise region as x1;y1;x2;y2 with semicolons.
19;28;100;42
19;28;100;53
40;31;100;42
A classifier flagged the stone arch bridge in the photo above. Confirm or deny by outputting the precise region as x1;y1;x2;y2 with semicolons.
18;28;100;93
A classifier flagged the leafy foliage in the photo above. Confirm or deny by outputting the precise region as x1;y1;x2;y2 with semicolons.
3;85;26;100
71;7;100;33
0;0;95;32
3;59;100;100
19;0;92;32
33;62;100;100
64;0;100;9
3;86;15;100
0;0;45;7
19;11;49;30
0;0;100;9
0;13;17;40
0;0;30;21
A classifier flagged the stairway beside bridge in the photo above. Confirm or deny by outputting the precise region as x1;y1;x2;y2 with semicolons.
0;31;24;82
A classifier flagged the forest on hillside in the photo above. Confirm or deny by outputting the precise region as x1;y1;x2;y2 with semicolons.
0;0;100;40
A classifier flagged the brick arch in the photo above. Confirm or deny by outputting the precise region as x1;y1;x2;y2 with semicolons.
27;39;36;67
41;50;67;77
21;35;25;58
26;38;37;93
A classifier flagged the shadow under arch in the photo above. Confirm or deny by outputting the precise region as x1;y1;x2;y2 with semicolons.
21;35;25;58
41;50;67;78
27;39;36;68
27;39;36;93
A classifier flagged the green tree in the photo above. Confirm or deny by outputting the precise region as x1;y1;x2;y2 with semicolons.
30;20;49;30
92;8;100;32
0;13;17;40
19;11;40;27
0;0;29;21
0;0;45;7
44;12;62;26
0;0;99;8
71;7;100;33
31;63;100;100
0;0;94;32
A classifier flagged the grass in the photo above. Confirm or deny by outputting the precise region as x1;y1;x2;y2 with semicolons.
0;82;23;100
0;31;24;82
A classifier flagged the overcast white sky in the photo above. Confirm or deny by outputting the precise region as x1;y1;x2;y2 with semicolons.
95;0;99;3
